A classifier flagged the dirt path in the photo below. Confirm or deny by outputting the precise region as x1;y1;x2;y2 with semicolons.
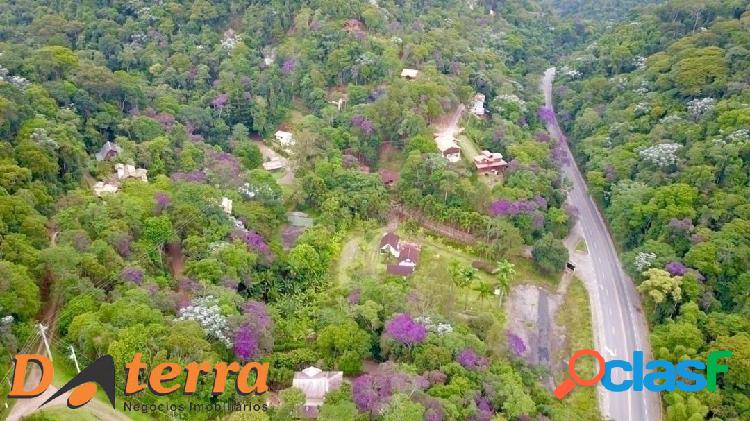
504;227;582;389
254;140;294;185
432;104;465;139
166;241;185;280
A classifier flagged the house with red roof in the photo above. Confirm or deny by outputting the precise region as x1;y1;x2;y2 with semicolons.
473;150;508;175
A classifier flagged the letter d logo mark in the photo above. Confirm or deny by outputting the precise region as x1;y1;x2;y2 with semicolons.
40;355;117;409
8;354;54;398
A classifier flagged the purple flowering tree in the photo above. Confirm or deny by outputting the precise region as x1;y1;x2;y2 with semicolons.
154;192;171;215
233;325;259;360
665;261;687;276
206;152;241;186
231;229;272;257
352;367;428;415
384;313;427;346
456;348;488;370
281;58;297;75
348;289;361;305
489;199;542;217
113;233;132;257
507;331;527;355
212;93;229;110
537;106;555;125
121;267;144;285
233;300;273;360
351;115;375;136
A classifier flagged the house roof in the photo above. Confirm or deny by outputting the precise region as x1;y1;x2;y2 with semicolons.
401;68;419;78
292;366;343;406
275;130;294;145
95;141;122;161
398;242;421;264
387;264;415;276
288;211;313;227
474;150;507;170
379;169;398;185
380;232;400;249
263;158;285;171
435;134;460;153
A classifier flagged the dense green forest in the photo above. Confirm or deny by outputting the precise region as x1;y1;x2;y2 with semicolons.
555;2;750;419
0;1;600;420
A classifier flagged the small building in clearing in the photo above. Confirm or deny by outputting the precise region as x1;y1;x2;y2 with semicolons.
275;130;294;151
471;94;486;117
95;141;122;161
380;232;422;276
221;197;233;215
288;211;314;228
93;181;118;197
379;169;398;187
380;232;400;257
263;158;285;171
115;163;148;182
435;134;461;163
400;68;419;79
473;150;508;175
292;366;343;415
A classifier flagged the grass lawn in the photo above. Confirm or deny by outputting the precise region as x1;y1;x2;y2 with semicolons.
458;133;480;161
23;407;101;421
554;277;599;420
576;239;588;253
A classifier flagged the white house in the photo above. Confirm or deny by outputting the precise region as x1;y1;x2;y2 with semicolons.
115;163;148;182
292;367;343;409
471;94;486;116
263;158;285;171
221;197;233;215
380;232;401;258
400;68;419;79
93;181;118;196
435;134;461;163
275;130;294;151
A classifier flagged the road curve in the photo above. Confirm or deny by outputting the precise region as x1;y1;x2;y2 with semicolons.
541;68;662;421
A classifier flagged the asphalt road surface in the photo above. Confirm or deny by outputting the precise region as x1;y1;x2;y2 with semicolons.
541;68;662;421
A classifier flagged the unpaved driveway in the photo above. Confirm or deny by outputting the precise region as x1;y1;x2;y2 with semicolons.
254;140;293;185
433;104;465;141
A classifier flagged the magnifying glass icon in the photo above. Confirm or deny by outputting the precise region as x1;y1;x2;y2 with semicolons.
553;349;606;399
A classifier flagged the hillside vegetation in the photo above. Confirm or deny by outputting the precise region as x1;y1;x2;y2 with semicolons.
556;2;750;419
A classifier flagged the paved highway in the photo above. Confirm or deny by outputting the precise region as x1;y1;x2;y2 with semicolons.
541;68;662;421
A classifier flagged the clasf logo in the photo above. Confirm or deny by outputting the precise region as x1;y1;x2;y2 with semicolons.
553;349;732;399
8;353;269;409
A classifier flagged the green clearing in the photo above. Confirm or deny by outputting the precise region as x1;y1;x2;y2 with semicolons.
554;278;599;420
457;133;480;161
22;407;100;421
335;225;557;318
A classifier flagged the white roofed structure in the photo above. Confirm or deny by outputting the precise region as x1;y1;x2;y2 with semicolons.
435;134;461;162
263;158;285;171
292;366;343;410
115;163;148;182
400;68;419;79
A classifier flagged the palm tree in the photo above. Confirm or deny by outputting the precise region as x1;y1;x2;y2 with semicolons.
449;261;477;310
474;281;494;309
495;259;516;307
461;266;478;310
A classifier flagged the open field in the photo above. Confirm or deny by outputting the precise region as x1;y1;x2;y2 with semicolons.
554;277;599;420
